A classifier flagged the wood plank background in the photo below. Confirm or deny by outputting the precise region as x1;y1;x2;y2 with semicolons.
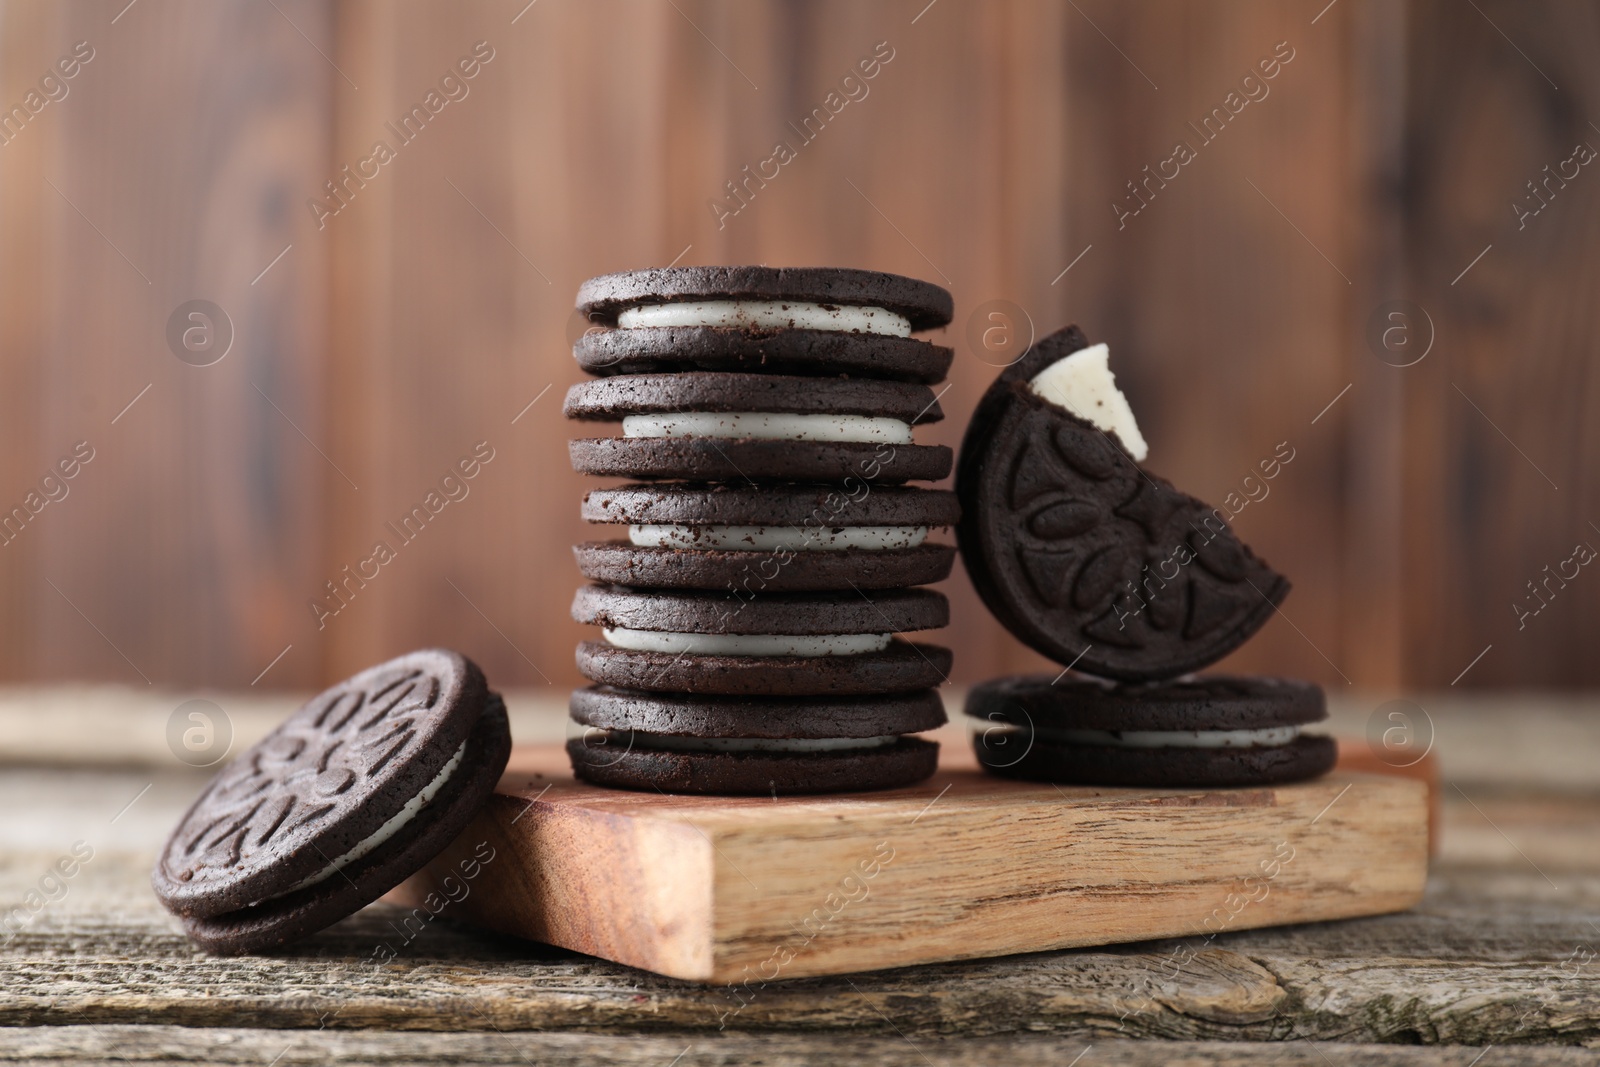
0;0;1593;694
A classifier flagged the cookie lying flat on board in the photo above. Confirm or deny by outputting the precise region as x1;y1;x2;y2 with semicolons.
575;482;959;593
967;674;1335;787
567;686;944;794
573;266;953;382
565;372;951;483
955;325;1289;682
151;649;511;955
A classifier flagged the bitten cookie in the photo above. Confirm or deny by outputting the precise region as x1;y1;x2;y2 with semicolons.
151;649;511;955
967;673;1335;787
955;325;1289;682
567;686;944;794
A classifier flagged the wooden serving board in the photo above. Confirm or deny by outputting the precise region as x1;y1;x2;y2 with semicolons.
396;741;1430;984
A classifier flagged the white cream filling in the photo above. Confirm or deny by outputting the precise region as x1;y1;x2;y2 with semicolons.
971;721;1301;749
621;412;914;444
272;737;468;899
617;300;911;337
628;524;928;552
603;627;890;657
619;731;901;754
1028;342;1149;461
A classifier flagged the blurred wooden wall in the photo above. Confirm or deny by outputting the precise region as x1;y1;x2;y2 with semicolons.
0;0;1594;694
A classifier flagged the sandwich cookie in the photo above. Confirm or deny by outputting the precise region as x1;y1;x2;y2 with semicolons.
956;325;1289;682
967;674;1335;787
576;483;959;592
572;585;951;696
566;372;951;483
567;686;944;794
151;649;511;955
574;266;953;383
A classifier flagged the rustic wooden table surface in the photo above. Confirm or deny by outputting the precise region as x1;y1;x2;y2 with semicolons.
1;688;1596;1065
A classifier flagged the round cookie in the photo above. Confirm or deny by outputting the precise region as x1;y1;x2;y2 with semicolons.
575;639;951;696
572;542;956;592
575;327;953;383
152;650;511;954
180;697;509;953
570;685;947;738
582;483;960;527
571;584;949;636
579;484;959;594
566;373;951;482
967;673;1334;787
568;736;939;795
577;266;954;330
955;324;1289;683
569;437;952;483
967;673;1328;731
564;373;946;421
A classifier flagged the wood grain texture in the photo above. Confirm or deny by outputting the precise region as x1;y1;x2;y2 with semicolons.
0;745;1595;1049
0;0;334;689
1399;0;1600;687
390;744;1429;982
0;1;1594;687
2;853;1596;1045
8;1030;1600;1067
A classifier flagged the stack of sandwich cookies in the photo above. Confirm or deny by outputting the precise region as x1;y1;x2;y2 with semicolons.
566;267;958;794
956;325;1335;787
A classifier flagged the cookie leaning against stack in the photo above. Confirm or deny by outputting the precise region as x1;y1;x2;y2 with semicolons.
955;325;1336;787
565;266;957;795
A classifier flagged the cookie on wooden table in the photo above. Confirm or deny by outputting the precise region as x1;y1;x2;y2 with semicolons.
151;649;511;955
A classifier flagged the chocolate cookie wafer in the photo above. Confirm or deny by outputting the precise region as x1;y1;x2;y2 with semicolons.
568;686;944;794
956;325;1288;682
565;372;951;482
151;650;511;954
574;266;954;382
576;483;959;592
571;585;951;696
967;674;1335;787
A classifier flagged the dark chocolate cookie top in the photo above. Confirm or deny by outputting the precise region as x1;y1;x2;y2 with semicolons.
573;327;953;384
564;373;944;423
966;673;1326;732
582;483;961;528
572;584;949;636
152;649;488;919
570;686;946;739
956;325;1289;682
571;540;955;593
578;267;953;331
